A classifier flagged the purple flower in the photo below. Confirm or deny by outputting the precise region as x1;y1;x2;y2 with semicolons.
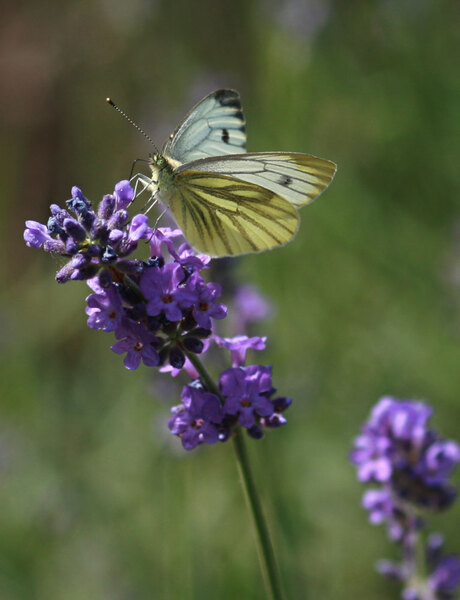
351;397;460;600
351;432;393;482
140;263;188;322
23;220;54;249
111;320;160;369
168;385;224;450
362;489;394;525
428;556;460;596
186;274;227;329
128;214;150;242
86;285;123;332
368;397;432;446
351;398;460;504
233;284;271;332
173;242;211;273
25;176;292;451
114;179;135;210
24;181;150;286
361;489;409;541
219;365;274;428
419;440;460;486
149;227;183;260
214;335;267;367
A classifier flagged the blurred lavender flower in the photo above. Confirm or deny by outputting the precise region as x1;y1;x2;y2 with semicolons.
428;554;460;599
264;0;332;42
232;284;272;333
351;397;460;600
351;397;459;510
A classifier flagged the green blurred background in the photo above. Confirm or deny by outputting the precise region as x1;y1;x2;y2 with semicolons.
1;0;459;598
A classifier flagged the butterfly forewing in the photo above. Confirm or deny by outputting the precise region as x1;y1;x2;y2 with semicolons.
165;171;299;257
145;89;336;257
177;152;336;207
163;89;247;164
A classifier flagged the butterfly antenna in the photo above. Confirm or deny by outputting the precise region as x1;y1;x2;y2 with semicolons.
106;98;159;152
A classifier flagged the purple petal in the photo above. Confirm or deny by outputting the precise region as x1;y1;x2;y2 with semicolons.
124;350;141;370
129;214;149;242
114;180;135;209
24;221;52;248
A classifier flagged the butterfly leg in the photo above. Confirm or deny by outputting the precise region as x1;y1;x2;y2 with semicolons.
152;206;168;228
128;157;150;180
130;173;159;208
130;172;154;194
130;176;144;201
145;205;169;244
143;191;159;215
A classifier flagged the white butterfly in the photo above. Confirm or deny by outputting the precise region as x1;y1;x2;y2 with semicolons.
136;89;336;257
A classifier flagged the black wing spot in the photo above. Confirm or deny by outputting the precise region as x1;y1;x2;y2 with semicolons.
221;128;230;143
214;89;227;102
222;98;240;108
214;90;240;109
279;175;292;187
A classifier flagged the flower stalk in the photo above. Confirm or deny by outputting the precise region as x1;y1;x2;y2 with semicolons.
185;350;285;600
232;430;285;600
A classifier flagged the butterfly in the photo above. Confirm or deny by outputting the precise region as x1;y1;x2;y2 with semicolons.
136;89;336;257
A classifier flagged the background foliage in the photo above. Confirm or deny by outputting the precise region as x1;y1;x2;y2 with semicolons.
1;0;459;598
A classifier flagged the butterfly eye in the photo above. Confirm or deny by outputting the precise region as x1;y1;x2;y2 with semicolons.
155;155;166;168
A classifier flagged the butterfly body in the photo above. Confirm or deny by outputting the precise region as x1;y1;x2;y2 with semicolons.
142;89;336;257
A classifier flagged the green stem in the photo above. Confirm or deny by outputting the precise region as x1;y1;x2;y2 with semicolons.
232;429;285;600
185;351;221;398
185;351;285;600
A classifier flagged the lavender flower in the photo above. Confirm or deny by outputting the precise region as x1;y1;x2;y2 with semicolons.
24;220;54;249
23;181;154;285
232;284;272;333
214;335;267;367
428;555;460;599
351;397;460;600
111;320;160;370
168;385;224;450
219;365;275;428
141;263;190;322
86;283;124;332
351;397;459;509
187;274;227;329
25;179;292;450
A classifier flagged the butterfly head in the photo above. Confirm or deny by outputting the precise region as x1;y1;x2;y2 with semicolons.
148;153;169;180
149;153;182;177
151;154;166;169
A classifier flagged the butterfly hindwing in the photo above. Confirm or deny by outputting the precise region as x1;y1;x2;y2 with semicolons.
164;171;300;257
163;89;247;164
176;152;336;207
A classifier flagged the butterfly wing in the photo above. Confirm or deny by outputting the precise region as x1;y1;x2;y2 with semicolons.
164;171;299;257
176;152;336;208
163;89;247;164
